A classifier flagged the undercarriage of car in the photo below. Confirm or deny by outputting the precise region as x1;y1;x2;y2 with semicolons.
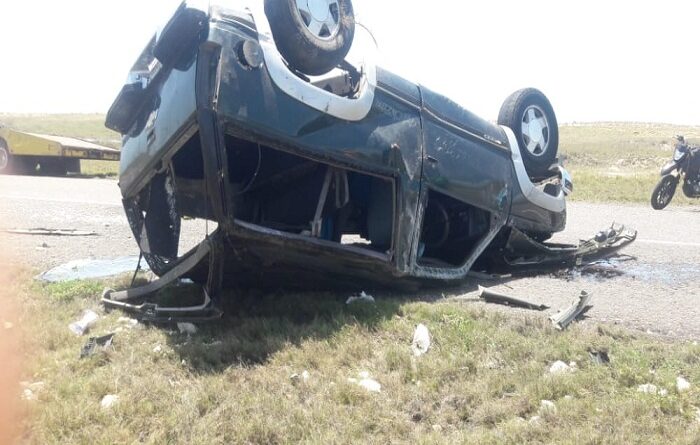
103;0;636;321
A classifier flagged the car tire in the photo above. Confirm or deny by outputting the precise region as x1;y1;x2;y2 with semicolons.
264;0;355;76
0;140;11;174
498;88;559;178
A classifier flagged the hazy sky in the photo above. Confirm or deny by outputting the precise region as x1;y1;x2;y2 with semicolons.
0;0;698;124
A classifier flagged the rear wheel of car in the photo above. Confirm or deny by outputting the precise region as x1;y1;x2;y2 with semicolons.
498;88;559;178
264;0;355;76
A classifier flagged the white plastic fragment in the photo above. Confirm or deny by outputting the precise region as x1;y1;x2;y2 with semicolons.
100;394;119;409
3;321;13;330
539;400;557;414
118;317;139;328
69;310;99;336
290;370;311;383
346;292;375;305
177;323;198;335
677;376;691;393
348;372;382;393
412;324;431;357
20;382;45;401
153;345;163;354
549;361;575;375
638;384;659;394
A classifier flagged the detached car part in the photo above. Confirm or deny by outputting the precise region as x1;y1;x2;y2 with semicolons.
478;285;549;311
550;291;592;330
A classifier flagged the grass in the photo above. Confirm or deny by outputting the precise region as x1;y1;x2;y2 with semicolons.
6;272;699;444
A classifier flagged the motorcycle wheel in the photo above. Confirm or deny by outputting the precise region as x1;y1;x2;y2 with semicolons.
651;175;678;210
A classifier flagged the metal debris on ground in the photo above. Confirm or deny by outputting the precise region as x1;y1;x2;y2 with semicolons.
38;256;150;283
478;286;550;311
346;291;375;305
550;291;592;330
80;333;115;359
412;324;431;357
177;322;198;336
588;349;611;365
3;228;98;237
69;310;100;336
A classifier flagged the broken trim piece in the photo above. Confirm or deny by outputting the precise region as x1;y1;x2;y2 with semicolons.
3;228;98;237
478;285;550;311
550;291;592;330
102;241;222;323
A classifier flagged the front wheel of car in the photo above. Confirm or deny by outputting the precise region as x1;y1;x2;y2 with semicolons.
0;141;10;174
498;88;559;179
264;0;355;76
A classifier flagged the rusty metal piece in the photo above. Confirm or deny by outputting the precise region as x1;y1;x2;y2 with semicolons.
478;285;550;311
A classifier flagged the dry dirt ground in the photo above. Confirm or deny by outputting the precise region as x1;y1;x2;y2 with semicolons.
1;174;699;340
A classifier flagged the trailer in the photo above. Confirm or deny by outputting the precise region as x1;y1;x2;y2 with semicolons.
0;127;120;175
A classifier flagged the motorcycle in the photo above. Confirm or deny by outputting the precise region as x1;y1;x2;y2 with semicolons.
651;135;700;210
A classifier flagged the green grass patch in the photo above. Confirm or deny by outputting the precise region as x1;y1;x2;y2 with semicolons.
14;278;700;444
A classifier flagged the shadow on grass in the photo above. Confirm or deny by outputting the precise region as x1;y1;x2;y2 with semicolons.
164;289;407;374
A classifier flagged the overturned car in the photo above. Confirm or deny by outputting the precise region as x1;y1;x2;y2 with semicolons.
104;0;635;320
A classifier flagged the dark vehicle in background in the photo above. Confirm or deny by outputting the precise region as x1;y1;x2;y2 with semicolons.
102;0;635;320
651;135;700;210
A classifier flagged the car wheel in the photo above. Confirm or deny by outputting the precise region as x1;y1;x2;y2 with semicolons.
498;89;559;178
264;0;355;76
0;141;10;174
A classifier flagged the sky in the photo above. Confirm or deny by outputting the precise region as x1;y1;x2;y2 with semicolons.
0;0;698;124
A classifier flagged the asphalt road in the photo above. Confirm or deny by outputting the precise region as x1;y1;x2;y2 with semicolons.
1;174;699;339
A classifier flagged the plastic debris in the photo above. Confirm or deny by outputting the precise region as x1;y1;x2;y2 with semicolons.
478;286;550;311
348;372;381;393
638;384;659;395
80;334;115;359
153;345;163;354
3;321;13;330
100;394;119;409
539;400;557;414
177;323;198;336
550;291;592;330
677;377;691;393
39;256;149;283
549;361;576;375
412;324;431;357
4;228;97;237
291;370;311;384
69;310;100;336
20;382;45;401
346;291;375;305
118;317;139;328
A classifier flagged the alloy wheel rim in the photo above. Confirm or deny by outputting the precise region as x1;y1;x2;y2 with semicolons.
295;0;341;40
521;105;550;157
